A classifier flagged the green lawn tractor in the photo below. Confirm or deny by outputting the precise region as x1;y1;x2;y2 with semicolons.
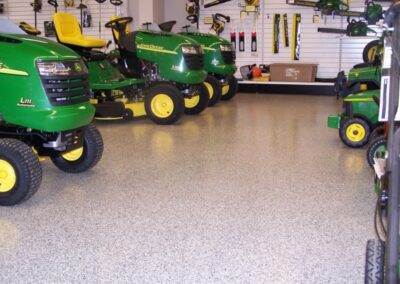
52;12;185;125
327;89;382;148
156;21;238;105
0;20;103;205
105;17;209;116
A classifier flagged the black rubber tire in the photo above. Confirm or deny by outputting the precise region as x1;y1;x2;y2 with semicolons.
365;239;384;284
184;84;210;115
367;136;386;169
144;83;184;125
221;75;238;101
51;124;104;173
0;139;42;206
123;108;134;120
204;75;222;107
369;125;385;143
339;118;371;148
363;40;381;64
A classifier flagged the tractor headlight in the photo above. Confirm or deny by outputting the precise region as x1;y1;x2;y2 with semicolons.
220;45;233;52
182;45;200;55
37;60;87;76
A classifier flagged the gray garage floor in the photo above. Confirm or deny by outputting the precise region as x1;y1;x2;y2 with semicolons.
0;93;376;283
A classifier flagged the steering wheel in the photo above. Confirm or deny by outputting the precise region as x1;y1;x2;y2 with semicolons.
105;16;133;29
110;0;123;6
95;0;107;3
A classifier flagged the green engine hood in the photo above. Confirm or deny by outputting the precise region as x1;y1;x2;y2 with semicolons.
180;31;237;76
348;65;381;84
0;33;94;132
135;30;206;84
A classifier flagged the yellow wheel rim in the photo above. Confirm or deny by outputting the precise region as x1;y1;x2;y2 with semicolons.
151;94;174;118
62;147;84;162
0;160;16;193
184;95;200;109
346;123;366;142
367;47;378;62
222;84;230;96
204;82;214;100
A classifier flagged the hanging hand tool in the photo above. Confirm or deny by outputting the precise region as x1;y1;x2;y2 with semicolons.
30;0;42;29
272;14;280;53
283;14;289;47
204;0;232;8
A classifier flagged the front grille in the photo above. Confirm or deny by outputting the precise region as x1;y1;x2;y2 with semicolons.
222;51;236;64
184;54;204;70
40;74;90;106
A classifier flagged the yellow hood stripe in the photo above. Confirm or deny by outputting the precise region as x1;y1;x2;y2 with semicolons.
137;45;177;55
0;68;28;76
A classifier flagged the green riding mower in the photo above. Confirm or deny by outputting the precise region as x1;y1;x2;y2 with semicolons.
52;12;186;125
156;21;238;106
178;24;238;105
0;20;103;206
105;17;209;116
327;89;382;148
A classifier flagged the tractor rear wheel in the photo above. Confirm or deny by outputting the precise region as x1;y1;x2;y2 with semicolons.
145;83;184;124
363;40;381;64
221;75;238;101
367;136;386;169
339;118;370;148
184;84;210;115
365;239;384;284
51;124;104;173
0;139;42;206
204;75;222;107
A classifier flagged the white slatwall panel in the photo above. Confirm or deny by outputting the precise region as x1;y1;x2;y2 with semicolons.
199;0;387;79
6;0;127;43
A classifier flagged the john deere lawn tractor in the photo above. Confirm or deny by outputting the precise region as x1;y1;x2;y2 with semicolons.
177;24;238;105
327;89;381;148
0;20;103;205
105;17;209;115
52;12;185;125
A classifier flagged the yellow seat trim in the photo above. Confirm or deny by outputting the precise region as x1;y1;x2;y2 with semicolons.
53;13;107;48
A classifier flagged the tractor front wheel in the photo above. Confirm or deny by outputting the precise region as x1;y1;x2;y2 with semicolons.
145;83;184;124
221;75;238;101
366;136;386;169
0;139;42;206
363;40;381;64
339;118;370;148
51;124;104;173
365;239;384;284
184;84;210;115
204;75;222;107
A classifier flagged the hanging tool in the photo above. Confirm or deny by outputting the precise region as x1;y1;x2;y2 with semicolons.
204;0;232;8
48;0;58;12
64;0;74;7
76;0;92;30
110;0;124;17
30;0;42;29
186;0;199;27
317;19;377;36
210;13;230;35
272;14;280;53
230;29;236;50
251;13;258;52
95;0;107;36
283;14;289;47
292;13;301;60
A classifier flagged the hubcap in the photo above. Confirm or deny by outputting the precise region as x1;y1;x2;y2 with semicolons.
151;94;174;118
0;160;16;193
62;147;84;162
184;95;200;108
222;84;229;96
204;82;214;99
346;123;366;142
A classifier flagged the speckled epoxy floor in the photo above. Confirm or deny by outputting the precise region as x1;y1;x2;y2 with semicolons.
0;93;375;283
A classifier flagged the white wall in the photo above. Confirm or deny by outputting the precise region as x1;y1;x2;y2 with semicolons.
198;0;388;78
164;0;188;32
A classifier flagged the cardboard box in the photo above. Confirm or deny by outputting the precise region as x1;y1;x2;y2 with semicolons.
269;63;318;82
